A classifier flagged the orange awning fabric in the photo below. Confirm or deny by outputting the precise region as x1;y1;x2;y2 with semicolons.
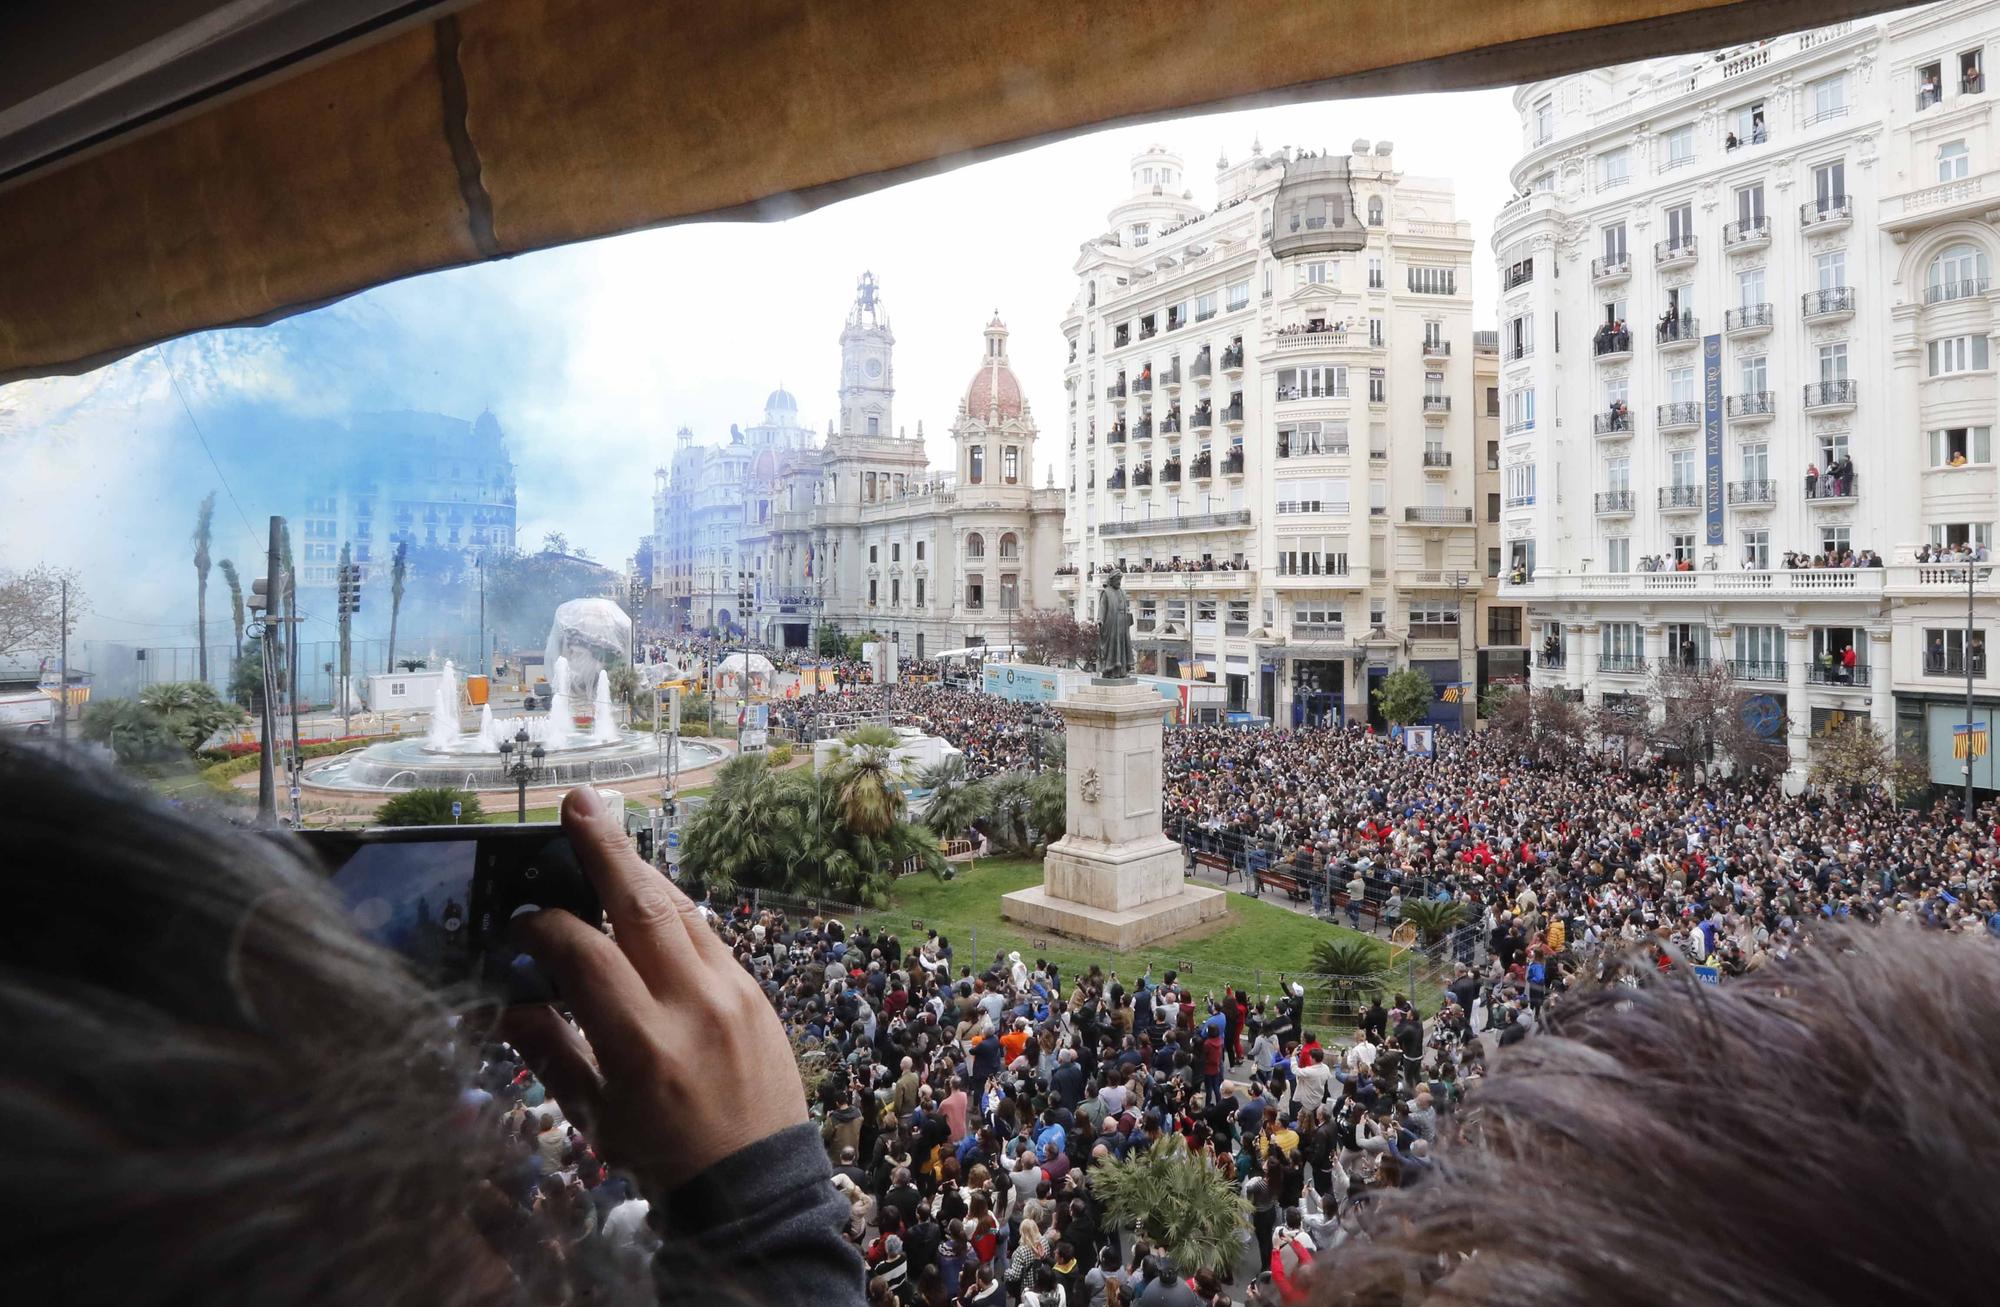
0;0;1900;384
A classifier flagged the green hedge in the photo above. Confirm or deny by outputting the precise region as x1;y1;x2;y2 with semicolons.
198;736;397;792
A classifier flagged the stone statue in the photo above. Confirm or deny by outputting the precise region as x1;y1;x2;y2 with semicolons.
1095;571;1134;679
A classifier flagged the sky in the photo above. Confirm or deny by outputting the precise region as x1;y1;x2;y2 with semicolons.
0;85;1521;646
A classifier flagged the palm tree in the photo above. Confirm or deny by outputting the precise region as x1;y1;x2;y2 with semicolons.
680;752;796;895
375;787;484;826
981;771;1035;853
1398;897;1470;947
138;680;245;752
1310;936;1391;1004
192;491;216;683
822;724;907;837
918;755;990;840
1024;769;1065;848
1088;1137;1248;1276
386;539;409;673
217;559;245;661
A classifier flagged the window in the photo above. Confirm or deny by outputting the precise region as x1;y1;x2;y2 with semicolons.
1670;533;1695;565
1818;430;1849;469
1667;366;1696;403
1931;522;1994;550
915;578;925;606
1277;543;1349;577
1291;597;1344;624
1507;312;1533;359
1193;292;1216;322
1275;477;1349;514
1485;387;1500;418
1939;139;1970;182
968;445;985;484
1504;462;1537;507
1533;95;1554;145
1931;426;1994;467
999;575;1019;610
1487;491;1501;522
1486;440;1500;470
1599;146;1630;189
916;540;926;561
1664;202;1694;245
1739;441;1769;482
1734;182;1765;224
1368;256;1383;289
1729;100;1767;146
1818;343;1849;383
998;532;1020;560
1533;171;1554;192
868;544;879;563
965;577;984;609
1964;47;1986;93
1424;371;1445;402
1669;448;1697;487
1368;369;1385;404
1662;124;1695;169
1735;624;1784;667
1925;628;1986;677
1814;249;1847;291
1602;222;1627;262
1263;267;1274;297
1929;243;1992;302
1606;538;1630;573
1487;546;1503;578
1276;366;1348;399
1604;455;1631;493
1737;266;1765;307
1003;445;1021;483
1369;481;1387;516
1407;266;1456;295
1369;317;1383;346
891;542;901;562
1131;222;1150;246
1504;388;1536;432
1601;622;1642;662
964;532;985;560
1811;161;1846;214
1739;354;1768;392
866;416;879;435
1929;336;1990;376
1226;280;1249;312
1367;196;1384;226
1917;61;1943;110
1306;262;1331;285
890;578;901;606
1808;72;1848;123
868;578;878;604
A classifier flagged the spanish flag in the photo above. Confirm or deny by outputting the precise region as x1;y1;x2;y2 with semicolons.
1953;723;1989;760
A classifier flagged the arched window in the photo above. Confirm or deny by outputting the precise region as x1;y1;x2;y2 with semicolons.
1368;196;1384;226
968;446;985;484
999;532;1020;559
965;533;986;560
1929;243;1992;304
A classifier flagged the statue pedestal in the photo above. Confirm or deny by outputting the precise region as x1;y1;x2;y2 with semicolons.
1001;679;1226;950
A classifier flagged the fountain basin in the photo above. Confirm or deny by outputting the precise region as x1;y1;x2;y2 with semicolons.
301;731;726;793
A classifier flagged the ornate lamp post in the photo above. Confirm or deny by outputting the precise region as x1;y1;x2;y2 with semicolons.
497;725;545;821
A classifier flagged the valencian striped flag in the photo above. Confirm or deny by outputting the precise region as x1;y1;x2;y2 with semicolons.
1953;722;1989;760
1439;682;1474;704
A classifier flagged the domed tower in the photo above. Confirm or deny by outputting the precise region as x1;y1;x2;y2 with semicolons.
1105;145;1201;248
956;314;1034;497
838;271;894;437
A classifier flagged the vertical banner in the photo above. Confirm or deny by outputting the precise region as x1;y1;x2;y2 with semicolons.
1703;332;1725;548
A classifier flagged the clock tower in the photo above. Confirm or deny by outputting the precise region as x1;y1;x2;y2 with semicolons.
838;271;894;438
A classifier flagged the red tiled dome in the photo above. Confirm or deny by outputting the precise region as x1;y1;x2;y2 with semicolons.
966;358;1024;420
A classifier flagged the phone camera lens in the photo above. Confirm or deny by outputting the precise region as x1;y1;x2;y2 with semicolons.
524;866;541;880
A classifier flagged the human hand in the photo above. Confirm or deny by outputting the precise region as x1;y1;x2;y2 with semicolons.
504;787;807;1189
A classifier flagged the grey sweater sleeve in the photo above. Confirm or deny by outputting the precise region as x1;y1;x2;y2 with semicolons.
648;1122;867;1307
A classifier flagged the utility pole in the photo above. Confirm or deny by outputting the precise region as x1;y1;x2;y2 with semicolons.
477;553;486;682
336;543;358;740
252;516;284;825
56;578;69;745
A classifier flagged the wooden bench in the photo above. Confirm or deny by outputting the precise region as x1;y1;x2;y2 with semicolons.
1256;866;1311;901
1191;850;1238;885
1327;889;1384;930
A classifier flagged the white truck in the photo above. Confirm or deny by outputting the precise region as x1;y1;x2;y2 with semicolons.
0;689;55;736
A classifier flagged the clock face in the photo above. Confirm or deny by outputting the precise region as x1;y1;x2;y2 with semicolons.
865;358;883;379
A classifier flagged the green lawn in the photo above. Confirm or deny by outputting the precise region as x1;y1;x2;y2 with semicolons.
872;857;1397;1003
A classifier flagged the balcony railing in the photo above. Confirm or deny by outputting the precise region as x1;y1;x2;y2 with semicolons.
1595;490;1636;514
1536;651;1566;668
1222;450;1246;475
1161;367;1182;388
1502;264;1534;290
1658;400;1701;429
1191;351;1211;378
1659;484;1702;509
1806;661;1869;685
1409;622;1461;641
1727;479;1777;505
1106;380;1126;398
1804;380;1858;410
1722;216;1771;248
1506;342;1531;361
1726;391;1776;420
1192;408;1213;429
1221;345;1245;370
1593;409;1633;435
1806;470;1858;501
1423;450;1453;468
1107;425;1127;445
1593;329;1633;357
1800;194;1852;227
1925;651;1987;677
1421;338;1451;358
1725;303;1774;333
1655;235;1698;266
1803;286;1855;319
1403;506;1473;524
1423;395;1452;413
1189;454;1213;478
1161;415;1181;434
1097;508;1251;537
1730;659;1786;682
1160;461;1182;483
1926;277;1990;305
1222;401;1243;423
1599;653;1646;673
1591;254;1631;281
1656;311;1700;346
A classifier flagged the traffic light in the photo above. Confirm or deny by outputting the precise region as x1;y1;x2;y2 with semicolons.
336;563;362;616
248;577;272;614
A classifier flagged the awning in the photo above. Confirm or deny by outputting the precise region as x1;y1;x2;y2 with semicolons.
0;0;1899;383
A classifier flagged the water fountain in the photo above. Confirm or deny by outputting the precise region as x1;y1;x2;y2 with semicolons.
299;606;726;795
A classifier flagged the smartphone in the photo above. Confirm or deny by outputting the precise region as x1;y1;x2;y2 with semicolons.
289;825;602;1001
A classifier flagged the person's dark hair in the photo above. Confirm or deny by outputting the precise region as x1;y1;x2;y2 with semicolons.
0;744;514;1305
1302;927;2000;1306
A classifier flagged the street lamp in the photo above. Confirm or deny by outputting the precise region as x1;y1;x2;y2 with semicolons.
497;725;545;822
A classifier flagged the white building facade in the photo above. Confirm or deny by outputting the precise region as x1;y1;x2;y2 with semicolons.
1057;143;1480;727
1497;6;2000;788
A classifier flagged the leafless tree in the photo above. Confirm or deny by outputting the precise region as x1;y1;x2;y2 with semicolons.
1651;659;1787;780
1486;685;1592;764
0;565;83;661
